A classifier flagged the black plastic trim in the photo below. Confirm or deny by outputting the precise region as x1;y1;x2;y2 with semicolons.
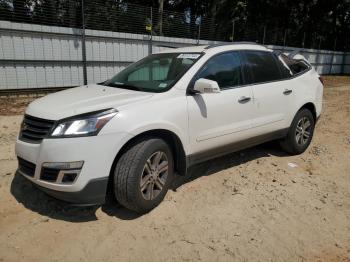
20;175;109;205
19;114;56;144
186;128;288;167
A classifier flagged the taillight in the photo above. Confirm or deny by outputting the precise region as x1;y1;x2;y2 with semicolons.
319;76;324;85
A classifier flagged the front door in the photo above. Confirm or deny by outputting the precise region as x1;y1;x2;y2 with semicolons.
187;51;256;159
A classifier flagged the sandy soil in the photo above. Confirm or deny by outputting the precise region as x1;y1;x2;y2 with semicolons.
0;78;350;262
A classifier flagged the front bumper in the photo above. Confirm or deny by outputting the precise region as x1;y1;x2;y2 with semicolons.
15;132;132;205
17;170;108;205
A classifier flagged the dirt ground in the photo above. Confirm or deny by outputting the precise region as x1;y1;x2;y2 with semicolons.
0;77;350;262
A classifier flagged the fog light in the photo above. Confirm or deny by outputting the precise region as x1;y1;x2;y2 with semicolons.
40;161;84;184
42;161;84;170
62;173;78;183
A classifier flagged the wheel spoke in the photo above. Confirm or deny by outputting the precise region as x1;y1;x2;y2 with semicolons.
303;120;311;129
303;131;310;138
153;151;163;166
144;161;152;174
146;159;153;171
157;160;168;174
154;176;165;190
146;182;154;200
296;126;302;133
302;137;308;144
140;175;151;191
296;133;302;145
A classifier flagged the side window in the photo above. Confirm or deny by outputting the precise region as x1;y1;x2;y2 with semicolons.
243;51;282;84
196;52;242;89
280;54;309;75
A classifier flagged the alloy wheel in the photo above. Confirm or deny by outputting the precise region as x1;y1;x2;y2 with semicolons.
140;151;169;200
295;116;312;146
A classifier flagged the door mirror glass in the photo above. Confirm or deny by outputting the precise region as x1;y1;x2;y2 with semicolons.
193;78;221;94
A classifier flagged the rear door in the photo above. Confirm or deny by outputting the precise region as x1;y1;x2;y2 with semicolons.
241;50;292;135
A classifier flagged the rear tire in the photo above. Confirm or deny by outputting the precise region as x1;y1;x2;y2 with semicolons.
280;108;315;155
114;137;174;213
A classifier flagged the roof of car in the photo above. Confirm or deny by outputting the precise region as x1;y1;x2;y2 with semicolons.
157;42;269;54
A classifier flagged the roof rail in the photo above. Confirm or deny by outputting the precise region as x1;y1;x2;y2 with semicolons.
154;44;178;49
204;41;262;49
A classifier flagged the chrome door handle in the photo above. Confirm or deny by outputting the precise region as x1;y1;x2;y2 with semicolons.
283;89;292;95
238;96;251;103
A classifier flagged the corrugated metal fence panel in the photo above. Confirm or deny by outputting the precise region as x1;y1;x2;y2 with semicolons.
0;21;348;90
343;54;350;74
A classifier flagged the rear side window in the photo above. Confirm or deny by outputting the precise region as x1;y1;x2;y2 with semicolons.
196;51;242;89
242;51;282;84
280;54;310;75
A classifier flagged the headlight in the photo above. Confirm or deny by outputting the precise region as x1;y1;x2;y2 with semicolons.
50;109;118;138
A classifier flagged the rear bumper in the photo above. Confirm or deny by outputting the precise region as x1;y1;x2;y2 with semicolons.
18;169;108;205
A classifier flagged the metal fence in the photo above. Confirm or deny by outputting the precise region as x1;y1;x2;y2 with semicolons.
0;20;348;91
0;1;349;91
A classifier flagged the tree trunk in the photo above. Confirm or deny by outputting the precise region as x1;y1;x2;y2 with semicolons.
13;0;27;22
158;0;164;35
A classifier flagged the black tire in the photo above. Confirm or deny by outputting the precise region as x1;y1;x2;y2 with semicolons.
280;108;315;155
114;137;174;213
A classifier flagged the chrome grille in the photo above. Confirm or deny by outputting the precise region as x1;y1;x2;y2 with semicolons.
19;115;55;143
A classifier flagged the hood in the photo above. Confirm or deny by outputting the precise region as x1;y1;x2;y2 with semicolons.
26;84;153;120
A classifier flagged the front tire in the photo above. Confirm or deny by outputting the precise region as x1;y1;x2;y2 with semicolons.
114;137;174;213
280;108;315;155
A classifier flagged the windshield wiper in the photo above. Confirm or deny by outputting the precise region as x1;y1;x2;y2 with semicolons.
102;82;143;91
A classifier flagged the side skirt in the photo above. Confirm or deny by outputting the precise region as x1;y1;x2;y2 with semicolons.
186;128;288;167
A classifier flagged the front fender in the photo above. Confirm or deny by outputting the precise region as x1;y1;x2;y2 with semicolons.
128;122;190;155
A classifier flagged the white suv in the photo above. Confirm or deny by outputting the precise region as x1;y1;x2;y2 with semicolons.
15;43;323;213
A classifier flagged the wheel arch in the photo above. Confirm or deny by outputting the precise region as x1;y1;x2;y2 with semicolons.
109;129;188;184
299;102;317;122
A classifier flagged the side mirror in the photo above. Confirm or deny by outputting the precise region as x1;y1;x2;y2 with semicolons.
193;78;220;94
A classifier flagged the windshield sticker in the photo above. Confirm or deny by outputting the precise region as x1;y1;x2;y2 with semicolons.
159;83;167;88
177;53;201;59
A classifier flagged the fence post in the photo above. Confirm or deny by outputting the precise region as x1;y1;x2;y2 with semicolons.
302;32;306;48
197;20;201;45
315;37;322;73
231;20;235;42
148;6;153;55
329;38;337;75
262;26;266;45
341;36;348;74
81;0;87;85
283;29;287;47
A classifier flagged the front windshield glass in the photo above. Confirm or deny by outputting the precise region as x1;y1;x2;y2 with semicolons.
102;52;202;92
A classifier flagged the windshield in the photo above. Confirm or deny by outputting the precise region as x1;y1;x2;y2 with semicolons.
102;52;202;92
